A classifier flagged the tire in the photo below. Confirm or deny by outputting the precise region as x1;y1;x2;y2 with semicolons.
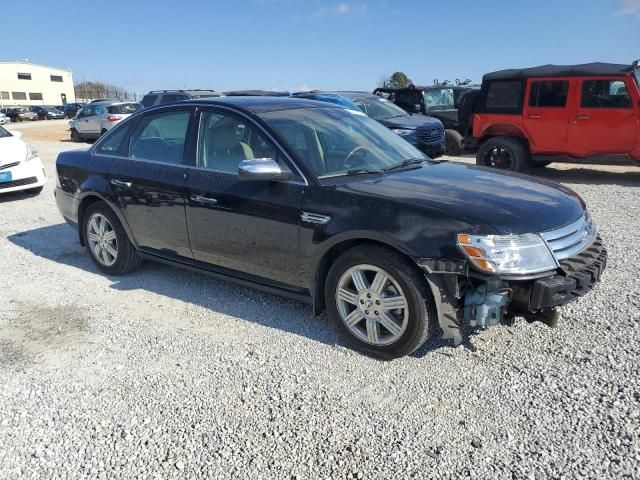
83;202;141;275
476;136;529;172
325;245;436;359
445;129;464;156
70;128;81;142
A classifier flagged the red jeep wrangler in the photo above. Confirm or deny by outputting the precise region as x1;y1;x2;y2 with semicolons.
472;62;640;171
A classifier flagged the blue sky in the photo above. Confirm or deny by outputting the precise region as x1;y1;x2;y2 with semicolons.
4;0;639;95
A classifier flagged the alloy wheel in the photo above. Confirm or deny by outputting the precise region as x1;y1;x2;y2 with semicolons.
335;264;409;346
483;145;513;169
86;213;118;267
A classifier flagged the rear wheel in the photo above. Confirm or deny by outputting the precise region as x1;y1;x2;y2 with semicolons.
445;129;464;156
476;136;528;172
325;245;436;359
100;129;108;136
83;202;141;275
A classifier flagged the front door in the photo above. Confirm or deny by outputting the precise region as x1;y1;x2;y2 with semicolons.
568;77;637;155
74;105;94;135
523;78;570;153
185;108;304;287
107;106;195;258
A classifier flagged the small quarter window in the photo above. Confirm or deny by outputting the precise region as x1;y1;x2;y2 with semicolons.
486;81;522;110
17;72;31;80
529;80;569;107
581;80;631;108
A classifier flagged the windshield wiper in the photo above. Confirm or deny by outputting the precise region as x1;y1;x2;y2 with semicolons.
319;168;384;179
384;158;424;172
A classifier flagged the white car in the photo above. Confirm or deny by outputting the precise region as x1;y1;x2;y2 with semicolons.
0;113;9;125
0;127;46;195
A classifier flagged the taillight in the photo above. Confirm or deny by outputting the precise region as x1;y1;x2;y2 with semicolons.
107;116;122;122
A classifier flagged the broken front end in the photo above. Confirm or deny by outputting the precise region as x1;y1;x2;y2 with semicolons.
418;213;606;344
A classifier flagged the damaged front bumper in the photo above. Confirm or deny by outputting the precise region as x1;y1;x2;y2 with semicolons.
418;236;607;344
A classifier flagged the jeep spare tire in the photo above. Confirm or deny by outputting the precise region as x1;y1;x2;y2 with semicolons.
476;136;528;172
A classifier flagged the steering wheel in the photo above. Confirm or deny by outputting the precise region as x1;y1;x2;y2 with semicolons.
344;146;370;168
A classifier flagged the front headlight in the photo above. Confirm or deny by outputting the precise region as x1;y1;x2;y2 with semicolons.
391;128;415;137
457;233;557;275
26;145;38;161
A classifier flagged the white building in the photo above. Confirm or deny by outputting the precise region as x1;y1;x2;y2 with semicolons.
0;61;76;108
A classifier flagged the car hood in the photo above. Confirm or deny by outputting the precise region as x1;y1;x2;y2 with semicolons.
0;136;27;166
378;114;443;130
338;161;585;234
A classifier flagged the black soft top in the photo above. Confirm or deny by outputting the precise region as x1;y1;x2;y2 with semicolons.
484;63;634;81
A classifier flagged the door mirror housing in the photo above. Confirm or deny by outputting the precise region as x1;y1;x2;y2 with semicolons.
238;158;292;181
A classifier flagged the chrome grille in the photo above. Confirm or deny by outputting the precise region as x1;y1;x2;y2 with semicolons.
540;213;597;261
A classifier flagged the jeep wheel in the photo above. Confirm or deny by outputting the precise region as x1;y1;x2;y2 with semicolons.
445;129;464;156
476;137;528;172
83;202;141;275
325;245;436;359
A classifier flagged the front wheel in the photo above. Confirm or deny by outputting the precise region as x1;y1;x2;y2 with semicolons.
445;129;464;156
476;136;529;172
83;202;141;275
325;245;436;359
70;128;81;142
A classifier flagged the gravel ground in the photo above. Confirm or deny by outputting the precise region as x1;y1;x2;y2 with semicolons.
1;121;639;479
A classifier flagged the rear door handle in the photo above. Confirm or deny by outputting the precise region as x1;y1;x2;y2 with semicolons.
110;179;132;188
528;114;542;119
575;114;590;121
190;194;218;205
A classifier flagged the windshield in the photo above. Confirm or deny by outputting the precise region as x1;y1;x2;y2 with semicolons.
354;97;409;121
107;103;140;114
261;106;425;178
423;88;455;108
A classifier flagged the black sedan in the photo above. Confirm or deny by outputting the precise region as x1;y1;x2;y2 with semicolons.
30;105;64;120
54;97;606;358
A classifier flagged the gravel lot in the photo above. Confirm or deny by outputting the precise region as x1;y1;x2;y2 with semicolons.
1;120;639;479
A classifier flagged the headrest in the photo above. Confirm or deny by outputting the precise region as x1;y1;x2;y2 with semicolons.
208;124;238;150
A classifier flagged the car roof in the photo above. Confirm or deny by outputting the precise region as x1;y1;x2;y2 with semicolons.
224;90;291;97
301;91;376;101
484;62;635;81
146;89;222;96
180;96;344;114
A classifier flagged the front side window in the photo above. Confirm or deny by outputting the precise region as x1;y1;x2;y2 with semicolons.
423;88;454;108
129;110;191;164
528;80;569;107
353;97;408;121
486;81;522;110
96;125;129;154
93;105;106;115
198;111;278;173
581;79;631;108
261;107;425;178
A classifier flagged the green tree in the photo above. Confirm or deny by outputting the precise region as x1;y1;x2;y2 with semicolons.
388;71;413;88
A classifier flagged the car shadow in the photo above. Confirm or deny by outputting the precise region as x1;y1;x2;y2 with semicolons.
533;165;640;186
8;223;465;359
0;190;43;204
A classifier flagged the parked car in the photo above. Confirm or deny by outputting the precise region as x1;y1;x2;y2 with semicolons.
472;61;640;172
295;91;446;158
69;101;140;141
3;107;38;122
55;97;606;359
0;113;9;125
30;105;64;120
60;103;86;119
0;127;46;195
373;82;480;155
140;89;222;108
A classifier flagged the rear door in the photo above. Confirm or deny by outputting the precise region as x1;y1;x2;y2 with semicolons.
567;77;637;155
107;106;195;258
523;78;571;153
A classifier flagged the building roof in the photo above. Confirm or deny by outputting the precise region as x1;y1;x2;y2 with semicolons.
0;61;72;73
483;63;634;81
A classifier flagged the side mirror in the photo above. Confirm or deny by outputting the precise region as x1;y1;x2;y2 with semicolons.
238;158;292;181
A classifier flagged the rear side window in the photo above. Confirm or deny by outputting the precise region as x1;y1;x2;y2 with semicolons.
160;94;188;104
107;103;139;114
129;110;191;164
93;105;106;115
529;80;569;107
96;126;129;154
141;95;158;108
486;81;522;110
581;80;631;108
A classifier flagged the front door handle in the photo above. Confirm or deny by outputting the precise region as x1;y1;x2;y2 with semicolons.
528;114;542;119
190;194;218;205
110;179;132;188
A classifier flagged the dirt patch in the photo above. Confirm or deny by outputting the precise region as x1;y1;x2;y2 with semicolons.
16;122;71;142
0;303;91;366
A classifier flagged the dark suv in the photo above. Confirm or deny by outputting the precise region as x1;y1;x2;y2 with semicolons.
140;89;222;108
54;97;605;359
374;83;479;155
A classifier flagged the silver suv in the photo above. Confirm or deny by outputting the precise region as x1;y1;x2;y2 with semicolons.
70;101;140;142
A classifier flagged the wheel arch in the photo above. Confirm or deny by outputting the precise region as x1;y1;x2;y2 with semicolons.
311;235;421;316
478;124;529;147
77;193;136;248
